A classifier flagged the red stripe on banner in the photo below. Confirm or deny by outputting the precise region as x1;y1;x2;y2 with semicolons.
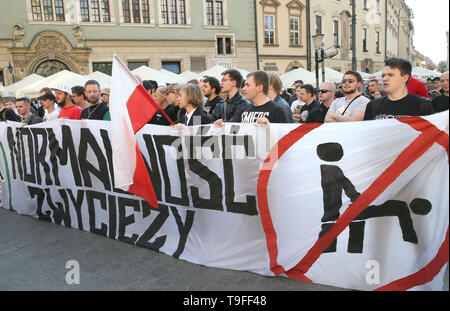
257;123;322;278
375;229;449;291
257;116;449;289
127;144;159;208
285;117;449;288
287;118;448;277
126;84;169;134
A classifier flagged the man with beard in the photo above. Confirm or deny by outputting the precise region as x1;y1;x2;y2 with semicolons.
325;71;370;123
80;80;110;120
201;76;225;122
52;83;82;120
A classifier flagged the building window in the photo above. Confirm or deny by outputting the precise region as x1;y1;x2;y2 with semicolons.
264;14;275;45
31;0;65;22
315;15;322;34
121;0;151;24
79;0;113;23
205;0;223;26
81;0;90;21
161;0;186;24
101;0;111;22
127;61;148;71
333;20;339;47
376;31;380;53
363;28;368;52
91;0;101;22
290;16;299;46
122;0;131;22
216;35;233;55
363;0;368;10
93;62;113;75
162;61;181;74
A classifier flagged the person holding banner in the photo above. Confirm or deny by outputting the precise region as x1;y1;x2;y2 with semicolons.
325;71;370;123
53;83;82;120
177;83;211;126
233;71;288;125
0;95;20;122
364;58;435;120
148;86;178;126
80;80;110;121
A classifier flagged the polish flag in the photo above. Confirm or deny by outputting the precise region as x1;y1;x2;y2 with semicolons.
109;54;170;208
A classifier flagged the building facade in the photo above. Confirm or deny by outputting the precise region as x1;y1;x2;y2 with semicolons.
0;0;258;86
309;0;387;74
256;0;308;74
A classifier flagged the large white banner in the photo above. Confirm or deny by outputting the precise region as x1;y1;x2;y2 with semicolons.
0;112;448;291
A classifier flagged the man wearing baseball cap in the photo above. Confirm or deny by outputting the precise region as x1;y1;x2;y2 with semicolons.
37;91;60;122
101;88;110;106
52;83;82;120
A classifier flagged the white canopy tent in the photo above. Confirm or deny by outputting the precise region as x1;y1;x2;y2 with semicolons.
16;70;85;98
198;65;229;80
0;84;6;96
179;71;200;81
159;68;188;84
411;67;442;79
280;67;316;88
86;71;111;90
131;66;179;85
369;67;442;81
2;74;44;97
315;67;344;84
358;71;372;80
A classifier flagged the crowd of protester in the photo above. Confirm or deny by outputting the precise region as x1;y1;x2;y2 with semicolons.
1;58;448;128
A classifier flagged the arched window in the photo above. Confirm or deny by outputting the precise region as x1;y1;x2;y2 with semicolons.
35;60;69;77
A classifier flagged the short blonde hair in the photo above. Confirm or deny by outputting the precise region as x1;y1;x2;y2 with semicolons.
268;72;283;94
181;83;203;108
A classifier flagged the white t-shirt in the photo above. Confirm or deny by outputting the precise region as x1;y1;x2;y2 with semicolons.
328;95;370;117
43;104;61;122
291;100;305;113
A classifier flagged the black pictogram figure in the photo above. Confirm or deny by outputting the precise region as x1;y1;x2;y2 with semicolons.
317;143;432;254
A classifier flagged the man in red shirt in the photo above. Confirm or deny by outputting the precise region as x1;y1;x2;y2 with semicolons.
52;83;82;120
407;76;429;98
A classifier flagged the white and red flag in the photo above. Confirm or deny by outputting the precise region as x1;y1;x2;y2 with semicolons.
109;54;169;208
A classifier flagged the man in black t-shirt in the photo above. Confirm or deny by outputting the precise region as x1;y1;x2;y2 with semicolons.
364;58;435;120
431;72;449;113
214;71;287;126
239;71;288;124
80;80;110;120
0;95;20;122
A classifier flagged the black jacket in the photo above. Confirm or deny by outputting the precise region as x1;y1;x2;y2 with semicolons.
180;108;211;126
0;108;20;122
212;91;249;122
204;95;225;121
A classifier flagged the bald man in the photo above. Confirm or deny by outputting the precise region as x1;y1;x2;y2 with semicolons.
431;71;449;112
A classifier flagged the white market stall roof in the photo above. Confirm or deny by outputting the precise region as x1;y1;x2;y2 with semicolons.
280;67;316;88
358;71;372;80
131;66;179;85
0;84;6;95
411;67;442;79
198;65;229;80
368;67;441;81
315;67;344;84
2;74;44;97
179;71;200;81
159;68;188;84
15;70;112;98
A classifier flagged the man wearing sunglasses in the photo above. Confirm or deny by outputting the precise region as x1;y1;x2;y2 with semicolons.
305;82;336;123
325;71;370;123
364;58;435;120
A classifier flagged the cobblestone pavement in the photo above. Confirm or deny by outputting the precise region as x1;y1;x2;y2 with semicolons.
0;208;447;292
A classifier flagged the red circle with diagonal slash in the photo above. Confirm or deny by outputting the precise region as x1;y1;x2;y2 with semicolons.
257;117;449;290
